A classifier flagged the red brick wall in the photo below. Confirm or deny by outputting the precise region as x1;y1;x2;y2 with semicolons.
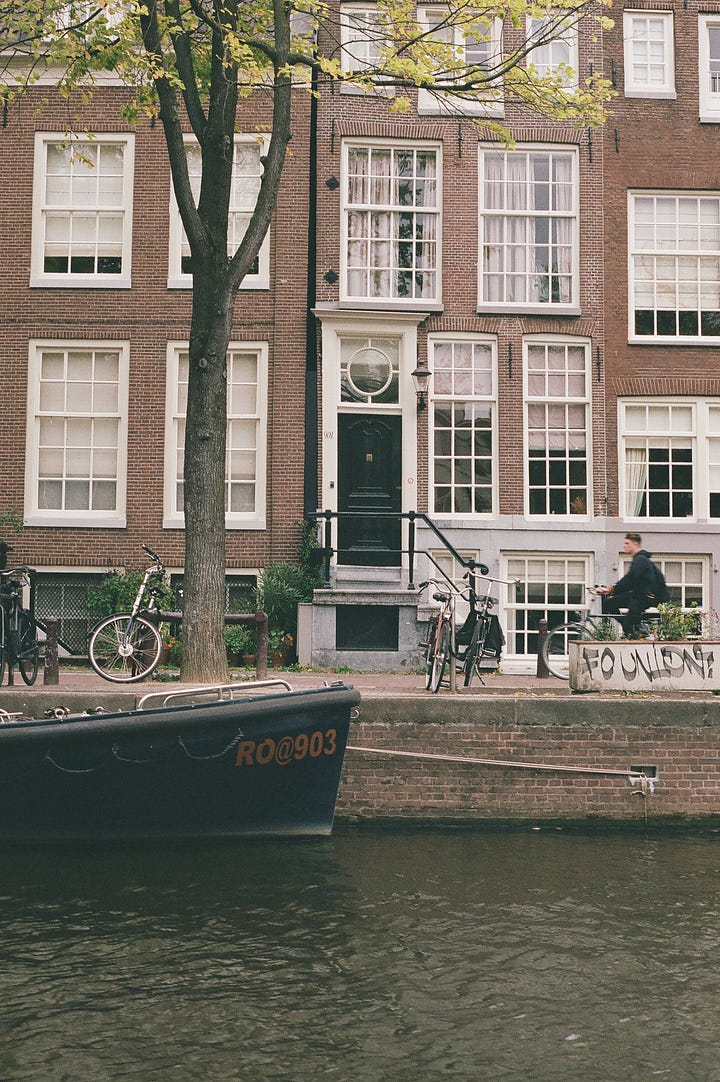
0;86;312;572
602;0;720;516
313;7;607;518
337;719;720;824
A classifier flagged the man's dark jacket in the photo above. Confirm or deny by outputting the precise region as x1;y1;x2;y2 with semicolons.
612;549;657;604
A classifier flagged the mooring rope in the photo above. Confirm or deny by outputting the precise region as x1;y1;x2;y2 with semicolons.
346;745;655;793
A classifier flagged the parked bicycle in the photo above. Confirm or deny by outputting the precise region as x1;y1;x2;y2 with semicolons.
88;545;167;683
420;575;507;693
541;587;632;679
0;566;40;686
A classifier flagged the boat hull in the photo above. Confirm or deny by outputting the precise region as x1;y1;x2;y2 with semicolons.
0;685;359;840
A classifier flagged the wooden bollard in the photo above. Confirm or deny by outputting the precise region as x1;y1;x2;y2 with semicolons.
43;617;60;685
536;618;550;678
255;611;268;680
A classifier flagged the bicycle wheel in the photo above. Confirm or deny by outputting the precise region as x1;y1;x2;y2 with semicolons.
463;619;488;687
422;617;438;690
542;622;586;680
16;610;39;685
89;614;163;683
0;615;5;687
429;620;451;693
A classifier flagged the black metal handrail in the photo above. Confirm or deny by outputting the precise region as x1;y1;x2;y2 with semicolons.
309;510;489;590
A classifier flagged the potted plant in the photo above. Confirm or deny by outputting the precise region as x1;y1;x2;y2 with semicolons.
268;629;294;667
224;623;253;667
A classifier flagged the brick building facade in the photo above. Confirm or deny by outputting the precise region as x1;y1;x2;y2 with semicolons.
1;2;718;668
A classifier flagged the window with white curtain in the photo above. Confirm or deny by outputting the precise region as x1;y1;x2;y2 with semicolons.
32;134;134;288
430;336;496;515
417;7;503;116
619;401;694;519
342;141;440;302
699;15;720;121
525;339;589;516
25;341;129;527
623;12;675;97
164;343;268;529
525;14;578;85
629;192;720;340
168;136;268;288
479;147;577;310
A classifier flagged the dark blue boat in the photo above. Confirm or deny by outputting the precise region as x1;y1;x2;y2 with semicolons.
0;681;360;840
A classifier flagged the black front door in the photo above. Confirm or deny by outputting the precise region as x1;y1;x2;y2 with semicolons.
338;414;402;566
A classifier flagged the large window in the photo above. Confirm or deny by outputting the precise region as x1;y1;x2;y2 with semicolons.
168;136;269;289
417;7;503;116
34;570;106;654
430;336;496;515
340;4;386;73
629;192;720;341
340;336;400;404
25;342;128;527
525;339;589;517
619;399;720;522
620;402;693;519
342;141;440;303
479;147;577;311
164;343;268;529
32;134;134;288
504;554;590;657
699;15;720;122
525;14;577;85
619;554;707;609
623;11;675;98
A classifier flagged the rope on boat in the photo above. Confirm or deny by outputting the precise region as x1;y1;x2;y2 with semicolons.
346;745;656;794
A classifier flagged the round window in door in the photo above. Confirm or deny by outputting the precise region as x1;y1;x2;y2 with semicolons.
340;337;399;404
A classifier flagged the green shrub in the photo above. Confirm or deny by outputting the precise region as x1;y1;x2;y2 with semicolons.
255;560;317;636
224;623;254;655
87;570;175;622
655;603;702;641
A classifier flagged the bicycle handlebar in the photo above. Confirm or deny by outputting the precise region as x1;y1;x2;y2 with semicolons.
141;544;164;572
0;566;34;581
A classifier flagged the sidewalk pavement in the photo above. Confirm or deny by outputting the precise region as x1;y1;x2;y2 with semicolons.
4;664;571;699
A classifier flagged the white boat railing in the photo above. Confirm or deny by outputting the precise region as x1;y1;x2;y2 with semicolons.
137;679;294;711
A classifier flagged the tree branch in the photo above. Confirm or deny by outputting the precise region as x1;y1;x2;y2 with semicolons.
138;0;206;256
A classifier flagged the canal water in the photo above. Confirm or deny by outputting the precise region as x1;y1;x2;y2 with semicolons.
1;828;719;1081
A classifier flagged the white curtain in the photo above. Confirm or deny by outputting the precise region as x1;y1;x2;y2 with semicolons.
625;446;648;515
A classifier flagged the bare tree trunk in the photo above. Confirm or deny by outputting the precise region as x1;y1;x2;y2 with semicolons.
180;267;234;681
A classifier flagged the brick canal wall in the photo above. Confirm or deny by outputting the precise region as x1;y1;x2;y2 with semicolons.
335;695;720;827
2;686;719;827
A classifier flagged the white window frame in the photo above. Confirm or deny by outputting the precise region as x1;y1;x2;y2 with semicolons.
523;336;591;520
502;552;592;661
699;15;720;122
31;133;134;289
428;333;497;518
424;549;484;622
417;6;503;117
619;553;709;611
618;399;697;522
525;14;578;87
168;134;270;289
341;139;442;307
24;339;129;528
163;341;268;530
340;4;386;74
478;144;579;314
623;11;675;99
628;191;720;343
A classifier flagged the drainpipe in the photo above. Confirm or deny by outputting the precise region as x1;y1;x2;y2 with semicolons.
303;68;319;518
